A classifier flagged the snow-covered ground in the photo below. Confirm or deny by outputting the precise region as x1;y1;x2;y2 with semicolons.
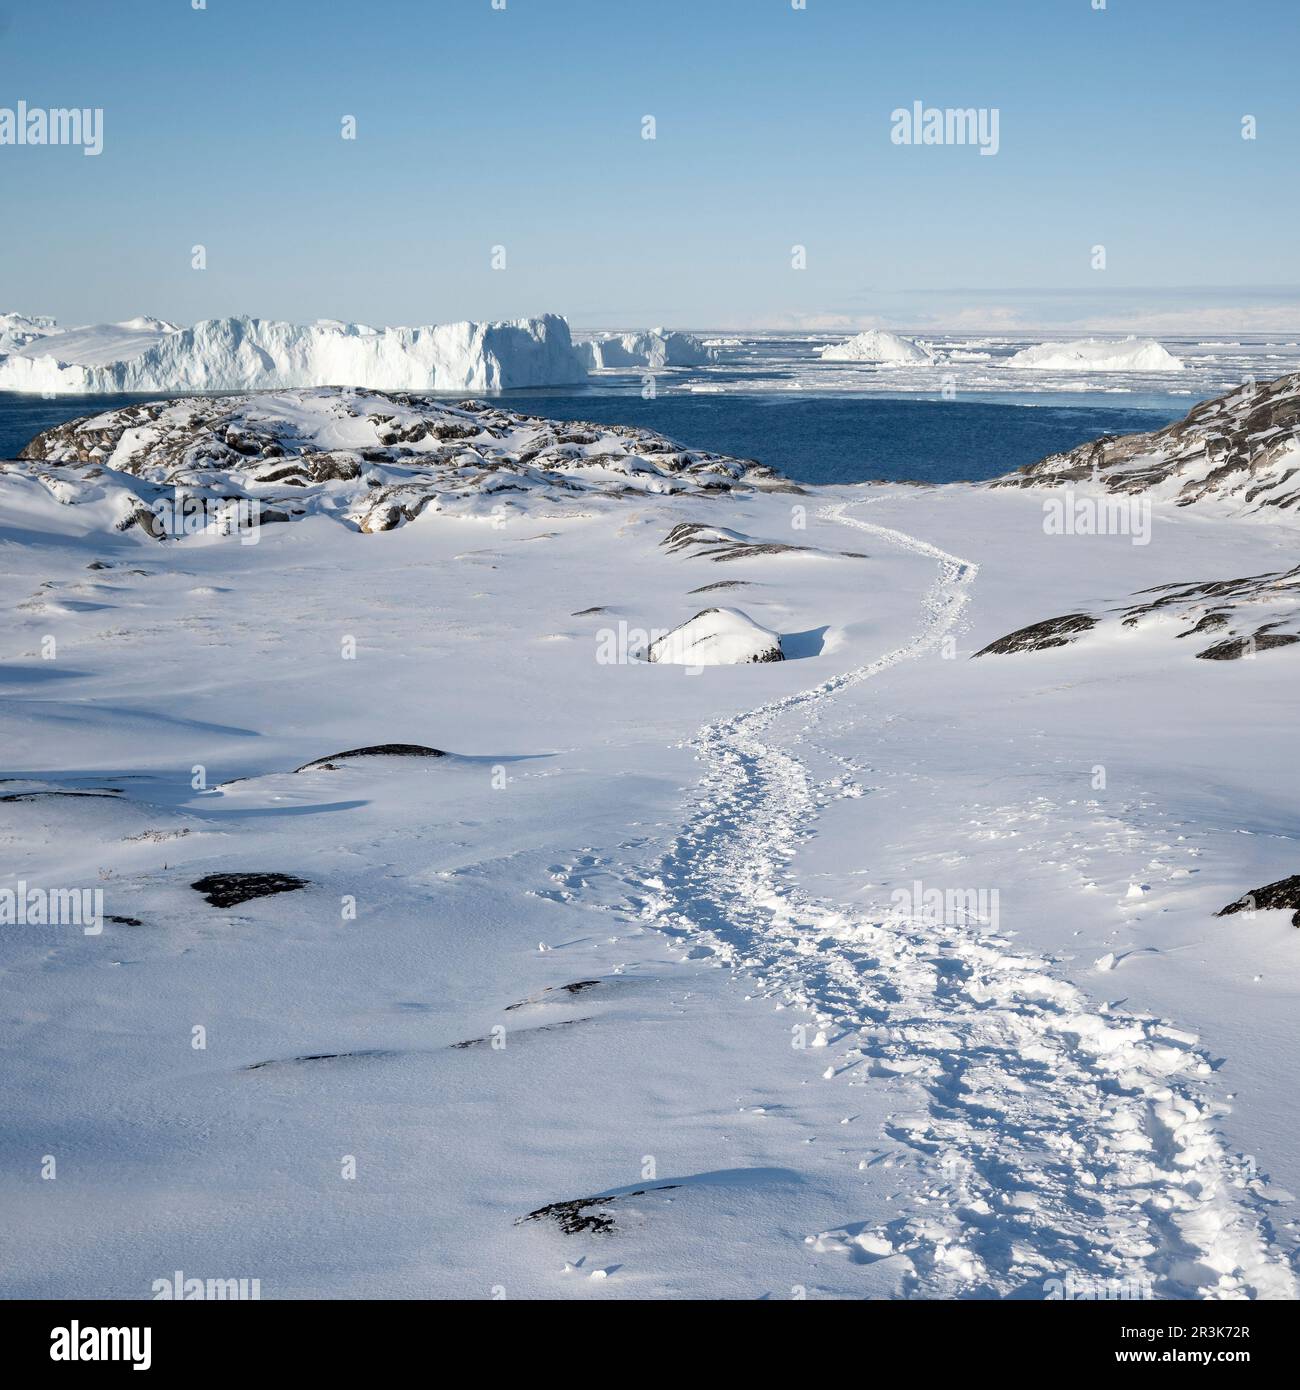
1;386;1298;1299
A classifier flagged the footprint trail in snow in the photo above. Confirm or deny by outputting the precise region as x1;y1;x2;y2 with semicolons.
617;499;1296;1299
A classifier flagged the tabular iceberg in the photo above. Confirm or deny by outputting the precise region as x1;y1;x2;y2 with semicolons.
0;311;588;394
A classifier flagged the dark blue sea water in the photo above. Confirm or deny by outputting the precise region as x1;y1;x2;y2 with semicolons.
0;391;1181;487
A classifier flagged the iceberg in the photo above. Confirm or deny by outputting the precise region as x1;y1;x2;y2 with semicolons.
819;329;934;364
0;311;59;354
0;311;588;394
577;328;714;370
1007;336;1185;372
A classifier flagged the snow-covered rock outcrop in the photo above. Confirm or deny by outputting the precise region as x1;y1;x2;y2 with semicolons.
1007;337;1184;372
647;608;784;665
819;330;933;364
0;312;587;393
577;329;714;370
973;562;1300;663
10;387;791;536
997;369;1300;512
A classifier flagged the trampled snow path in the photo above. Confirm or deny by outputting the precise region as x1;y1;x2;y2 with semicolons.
615;500;1296;1299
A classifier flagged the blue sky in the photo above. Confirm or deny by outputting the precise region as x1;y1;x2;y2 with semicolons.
1;0;1296;332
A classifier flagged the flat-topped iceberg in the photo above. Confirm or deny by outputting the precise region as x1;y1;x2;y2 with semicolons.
819;329;933;364
0;311;588;394
1008;336;1185;372
577;328;714;370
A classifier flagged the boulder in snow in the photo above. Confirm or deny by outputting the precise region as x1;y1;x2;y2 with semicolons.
648;608;785;665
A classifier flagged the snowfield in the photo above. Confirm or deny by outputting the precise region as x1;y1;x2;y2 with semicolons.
1;382;1298;1300
0;312;587;394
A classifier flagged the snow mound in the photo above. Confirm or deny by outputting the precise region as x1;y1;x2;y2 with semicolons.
0;312;587;394
577;328;714;370
11;387;790;535
819;330;933;364
1008;337;1185;372
648;608;784;665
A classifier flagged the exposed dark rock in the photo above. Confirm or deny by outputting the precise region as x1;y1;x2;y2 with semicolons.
688;580;752;594
1174;612;1229;638
663;521;809;563
973;614;1097;657
191;873;308;908
294;744;446;772
244;1049;398;1071
1216;875;1300;927
505;980;603;1012
0;790;123;802
1196;632;1300;661
450;1018;591;1048
105;915;144;927
517;1186;680;1235
978;562;1300;663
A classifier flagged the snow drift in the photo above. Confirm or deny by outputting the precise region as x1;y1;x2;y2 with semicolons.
0;312;588;394
819;330;933;364
1008;336;1185;372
